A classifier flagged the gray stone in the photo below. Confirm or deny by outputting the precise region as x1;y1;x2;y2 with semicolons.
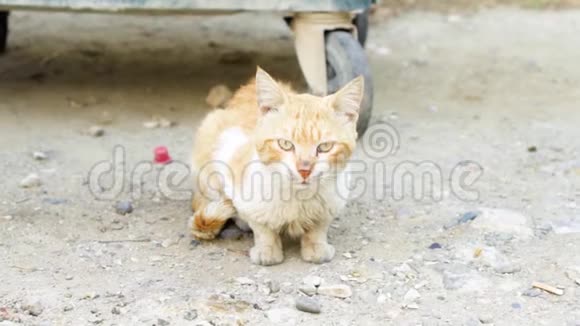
157;318;170;326
295;296;321;314
444;211;481;229
24;301;44;316
20;173;42;188
233;217;251;232
428;242;442;249
479;315;494;324
219;224;244;240
114;201;133;215
183;310;198;321
190;239;201;248
458;211;480;224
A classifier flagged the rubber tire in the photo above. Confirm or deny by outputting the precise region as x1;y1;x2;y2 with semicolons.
0;11;8;54
353;9;369;47
325;30;373;137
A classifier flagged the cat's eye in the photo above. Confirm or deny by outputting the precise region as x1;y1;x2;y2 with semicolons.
277;139;294;151
317;142;334;153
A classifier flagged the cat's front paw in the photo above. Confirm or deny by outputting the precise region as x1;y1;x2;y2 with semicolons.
301;242;335;264
250;245;284;266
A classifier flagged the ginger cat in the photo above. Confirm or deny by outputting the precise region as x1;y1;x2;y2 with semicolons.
190;67;363;265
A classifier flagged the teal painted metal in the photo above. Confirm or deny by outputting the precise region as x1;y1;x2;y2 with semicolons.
0;0;372;13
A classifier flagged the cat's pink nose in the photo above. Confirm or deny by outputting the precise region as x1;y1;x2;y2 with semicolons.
298;169;312;180
297;160;313;180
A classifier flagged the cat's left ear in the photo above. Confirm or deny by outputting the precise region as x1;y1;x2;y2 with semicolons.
326;76;364;123
256;67;285;115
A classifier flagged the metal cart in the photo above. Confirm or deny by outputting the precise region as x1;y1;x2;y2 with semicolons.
0;0;373;134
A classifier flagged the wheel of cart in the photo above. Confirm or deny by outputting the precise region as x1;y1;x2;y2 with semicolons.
291;7;373;136
325;29;373;136
0;0;373;135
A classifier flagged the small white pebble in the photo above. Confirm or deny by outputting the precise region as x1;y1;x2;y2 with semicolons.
20;173;42;188
161;238;175;248
159;118;175;128
377;294;387;304
32;151;48;160
87;125;105;137
235;277;255;285
375;46;391;56
143;121;159;129
149;256;163;262
265;296;276;303
447;14;462;23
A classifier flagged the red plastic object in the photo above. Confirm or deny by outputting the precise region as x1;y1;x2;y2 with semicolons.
154;146;172;164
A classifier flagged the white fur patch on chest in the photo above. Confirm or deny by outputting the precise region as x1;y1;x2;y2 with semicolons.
213;127;248;198
233;161;350;237
214;127;248;163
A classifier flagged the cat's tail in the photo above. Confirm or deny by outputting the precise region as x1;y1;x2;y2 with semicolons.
190;196;236;240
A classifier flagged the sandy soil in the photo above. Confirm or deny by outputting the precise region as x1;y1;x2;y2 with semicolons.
1;7;580;326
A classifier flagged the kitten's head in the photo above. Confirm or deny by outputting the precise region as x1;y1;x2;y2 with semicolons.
253;67;364;186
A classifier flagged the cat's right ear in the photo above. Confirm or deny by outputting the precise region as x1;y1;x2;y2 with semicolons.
256;67;285;115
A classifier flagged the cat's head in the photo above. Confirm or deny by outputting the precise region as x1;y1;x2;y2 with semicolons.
253;67;364;186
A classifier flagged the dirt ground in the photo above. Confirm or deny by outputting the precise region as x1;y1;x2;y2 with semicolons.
1;5;580;326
